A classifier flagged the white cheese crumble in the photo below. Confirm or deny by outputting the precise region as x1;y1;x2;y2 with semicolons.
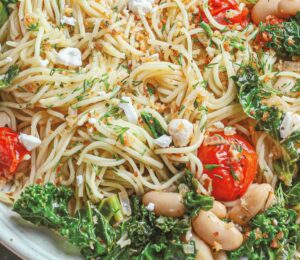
145;202;155;211
128;0;154;15
88;117;97;125
280;112;300;139
224;126;237;136
168;119;194;147
39;59;49;67
206;46;216;58
76;175;83;186
5;57;13;63
225;9;240;19
185;230;193;241
57;47;82;67
154;135;172;148
18;133;42;151
212;121;225;129
60;16;77;26
118;96;138;124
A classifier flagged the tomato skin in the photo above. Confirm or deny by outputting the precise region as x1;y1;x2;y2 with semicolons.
0;127;29;178
201;0;250;27
198;132;258;201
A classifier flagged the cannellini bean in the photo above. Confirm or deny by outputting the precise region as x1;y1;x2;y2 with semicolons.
192;211;243;251
228;183;275;225
142;191;185;217
213;251;228;260
274;76;296;94
191;233;213;260
251;0;281;24
0;112;11;127
168;119;194;147
278;0;300;17
211;201;227;219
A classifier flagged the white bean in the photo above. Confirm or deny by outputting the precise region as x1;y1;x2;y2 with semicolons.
142;191;185;217
192;211;243;251
228;183;275;225
191;233;213;260
251;0;281;24
0;112;11;127
278;0;300;16
211;201;227;219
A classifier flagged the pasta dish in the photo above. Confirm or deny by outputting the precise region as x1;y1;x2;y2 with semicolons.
0;0;300;259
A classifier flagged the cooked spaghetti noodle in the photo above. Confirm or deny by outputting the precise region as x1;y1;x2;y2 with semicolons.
1;0;300;257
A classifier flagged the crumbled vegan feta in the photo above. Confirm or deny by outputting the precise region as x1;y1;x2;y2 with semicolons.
60;16;76;26
57;47;82;67
206;46;216;58
18;133;42;151
88;117;97;125
224;126;237;136
168;119;194;147
154;135;172;148
145;202;155;211
280;112;300;139
39;59;49;67
128;0;154;15
212;121;225;129
118;96;138;124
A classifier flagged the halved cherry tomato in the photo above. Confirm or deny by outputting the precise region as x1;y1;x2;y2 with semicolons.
0;127;30;179
198;132;258;201
201;0;250;27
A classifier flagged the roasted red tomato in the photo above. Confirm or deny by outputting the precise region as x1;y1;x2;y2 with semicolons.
198;132;258;201
0;127;30;179
201;0;250;27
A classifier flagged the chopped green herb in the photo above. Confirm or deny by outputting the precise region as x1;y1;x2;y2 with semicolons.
204;164;219;170
114;125;129;145
0;65;19;89
200;21;213;37
141;112;166;138
27;22;39;31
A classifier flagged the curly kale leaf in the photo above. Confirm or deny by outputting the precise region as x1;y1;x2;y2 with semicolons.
141;112;166;138
0;1;8;27
14;185;196;260
181;170;213;216
108;196;195;260
229;205;300;260
260;13;300;59
0;0;17;27
13;184;112;259
184;191;213;215
286;182;300;206
13;183;72;228
233;65;299;185
1;0;18;6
